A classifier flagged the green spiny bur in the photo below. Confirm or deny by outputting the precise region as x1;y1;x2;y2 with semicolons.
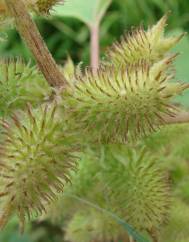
105;14;185;67
60;145;170;240
0;103;77;231
0;14;187;239
106;147;170;233
63;56;188;142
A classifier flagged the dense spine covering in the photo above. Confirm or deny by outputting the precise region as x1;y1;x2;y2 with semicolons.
63;56;188;142
105;14;185;67
107;147;170;233
60;145;170;240
0;104;77;231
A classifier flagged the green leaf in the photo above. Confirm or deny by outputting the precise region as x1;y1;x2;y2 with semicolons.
53;0;112;26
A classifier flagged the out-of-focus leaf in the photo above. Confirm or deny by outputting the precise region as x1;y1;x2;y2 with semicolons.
171;29;189;108
53;0;112;26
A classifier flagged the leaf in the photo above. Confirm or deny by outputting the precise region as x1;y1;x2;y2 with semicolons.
53;0;112;26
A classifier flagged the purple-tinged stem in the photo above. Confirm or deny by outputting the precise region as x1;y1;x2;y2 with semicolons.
90;23;100;74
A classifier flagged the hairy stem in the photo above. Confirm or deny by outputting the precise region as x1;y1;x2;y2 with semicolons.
5;0;66;87
90;24;100;74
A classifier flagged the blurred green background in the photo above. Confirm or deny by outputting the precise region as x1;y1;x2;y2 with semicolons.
1;0;189;241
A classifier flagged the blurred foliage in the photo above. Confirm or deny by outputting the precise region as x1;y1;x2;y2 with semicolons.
171;30;189;107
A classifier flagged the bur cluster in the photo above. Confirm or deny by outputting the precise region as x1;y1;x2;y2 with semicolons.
0;9;188;242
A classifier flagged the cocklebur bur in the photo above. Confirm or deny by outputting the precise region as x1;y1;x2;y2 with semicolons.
53;145;171;241
0;5;188;241
96;146;171;237
0;103;78;231
63;55;188;142
105;14;185;67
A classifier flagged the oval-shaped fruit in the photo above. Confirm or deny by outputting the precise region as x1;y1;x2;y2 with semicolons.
0;104;77;231
63;56;188;142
